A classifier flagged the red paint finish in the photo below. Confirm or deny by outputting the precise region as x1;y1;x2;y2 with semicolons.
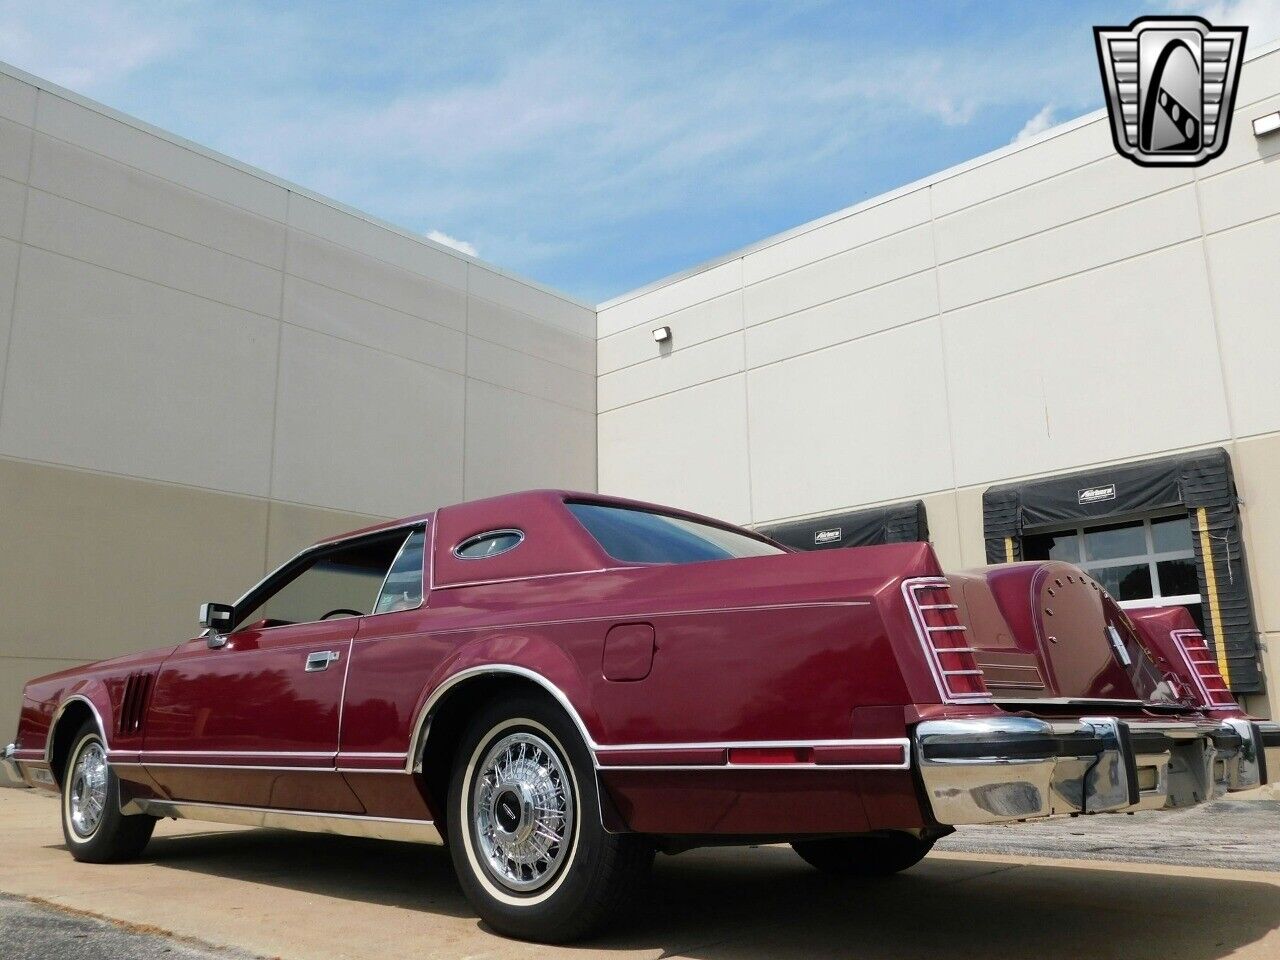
601;623;656;681
9;489;1250;841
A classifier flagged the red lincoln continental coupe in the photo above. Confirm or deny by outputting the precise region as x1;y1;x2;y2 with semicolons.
5;490;1278;942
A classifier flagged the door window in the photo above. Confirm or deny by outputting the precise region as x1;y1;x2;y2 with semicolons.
235;532;410;630
374;528;427;613
1023;513;1203;627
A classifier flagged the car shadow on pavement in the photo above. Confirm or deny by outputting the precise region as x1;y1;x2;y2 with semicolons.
67;831;1280;959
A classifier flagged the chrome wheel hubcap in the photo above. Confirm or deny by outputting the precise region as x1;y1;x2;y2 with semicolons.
472;731;574;892
69;741;108;838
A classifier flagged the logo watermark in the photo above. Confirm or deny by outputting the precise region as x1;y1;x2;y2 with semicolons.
1094;16;1246;167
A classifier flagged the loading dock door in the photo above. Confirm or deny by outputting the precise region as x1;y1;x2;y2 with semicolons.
982;448;1261;694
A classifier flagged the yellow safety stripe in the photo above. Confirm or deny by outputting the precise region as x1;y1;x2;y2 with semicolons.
1003;537;1015;563
1196;506;1232;686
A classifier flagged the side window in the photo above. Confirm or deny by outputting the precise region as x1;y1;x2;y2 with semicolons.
235;533;407;630
454;529;524;559
374;528;427;613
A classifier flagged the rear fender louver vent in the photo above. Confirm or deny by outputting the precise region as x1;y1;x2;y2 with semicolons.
902;577;992;704
1170;629;1237;709
118;672;155;736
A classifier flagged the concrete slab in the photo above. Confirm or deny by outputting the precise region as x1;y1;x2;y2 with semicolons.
2;789;1279;959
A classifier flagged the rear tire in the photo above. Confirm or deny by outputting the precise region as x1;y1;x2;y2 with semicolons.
60;720;155;863
446;693;652;943
792;831;934;877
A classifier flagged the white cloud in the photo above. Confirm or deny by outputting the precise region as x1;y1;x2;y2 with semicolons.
425;230;477;257
1012;104;1058;143
1173;0;1280;47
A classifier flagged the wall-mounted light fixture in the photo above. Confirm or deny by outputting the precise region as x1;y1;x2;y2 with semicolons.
652;325;671;343
1253;111;1280;137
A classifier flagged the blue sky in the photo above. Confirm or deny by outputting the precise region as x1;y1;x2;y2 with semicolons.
1;1;1277;303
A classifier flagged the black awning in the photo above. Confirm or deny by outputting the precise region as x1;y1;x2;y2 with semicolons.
758;500;928;552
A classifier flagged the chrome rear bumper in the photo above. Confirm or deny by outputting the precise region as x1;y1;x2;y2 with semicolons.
915;715;1274;826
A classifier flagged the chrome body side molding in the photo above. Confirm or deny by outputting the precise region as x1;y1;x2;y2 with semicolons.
122;797;443;845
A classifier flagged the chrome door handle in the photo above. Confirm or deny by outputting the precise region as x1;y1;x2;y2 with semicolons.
305;650;341;672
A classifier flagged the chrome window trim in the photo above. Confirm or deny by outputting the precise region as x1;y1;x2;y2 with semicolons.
452;528;526;561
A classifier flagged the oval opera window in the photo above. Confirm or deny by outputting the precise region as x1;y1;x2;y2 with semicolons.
454;529;525;560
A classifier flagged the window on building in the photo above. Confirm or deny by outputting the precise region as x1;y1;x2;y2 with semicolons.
1022;513;1202;629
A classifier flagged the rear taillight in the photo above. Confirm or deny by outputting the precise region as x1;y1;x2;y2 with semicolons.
1170;629;1237;709
902;577;991;703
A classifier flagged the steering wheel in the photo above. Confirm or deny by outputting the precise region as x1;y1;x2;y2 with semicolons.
319;608;363;620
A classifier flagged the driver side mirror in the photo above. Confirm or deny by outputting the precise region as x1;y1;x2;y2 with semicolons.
199;602;235;646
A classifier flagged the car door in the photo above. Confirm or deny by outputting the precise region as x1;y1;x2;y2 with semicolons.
144;530;412;812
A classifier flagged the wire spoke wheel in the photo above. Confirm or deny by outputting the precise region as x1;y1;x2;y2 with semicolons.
69;740;108;839
471;731;575;893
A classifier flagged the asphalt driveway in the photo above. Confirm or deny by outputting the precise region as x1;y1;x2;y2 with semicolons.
2;788;1279;960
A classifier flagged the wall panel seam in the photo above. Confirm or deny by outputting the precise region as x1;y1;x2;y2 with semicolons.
925;185;962;547
0;96;35;432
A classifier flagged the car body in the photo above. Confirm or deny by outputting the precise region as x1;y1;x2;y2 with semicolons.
5;489;1278;941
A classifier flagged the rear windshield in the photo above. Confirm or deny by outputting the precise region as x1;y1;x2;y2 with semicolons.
567;502;785;564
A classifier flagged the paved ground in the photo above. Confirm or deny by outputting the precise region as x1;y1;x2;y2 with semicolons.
938;797;1280;871
3;787;1280;960
0;894;253;960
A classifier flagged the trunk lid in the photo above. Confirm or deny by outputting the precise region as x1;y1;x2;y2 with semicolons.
948;561;1196;711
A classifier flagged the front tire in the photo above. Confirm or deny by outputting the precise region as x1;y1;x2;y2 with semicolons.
61;720;155;863
792;831;935;877
446;694;652;943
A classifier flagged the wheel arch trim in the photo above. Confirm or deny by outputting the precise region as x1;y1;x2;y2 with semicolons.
45;693;110;768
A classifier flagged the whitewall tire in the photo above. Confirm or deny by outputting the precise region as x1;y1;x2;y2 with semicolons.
60;720;155;863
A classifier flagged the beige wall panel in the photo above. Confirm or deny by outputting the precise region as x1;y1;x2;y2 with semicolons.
742;189;931;285
1198;148;1280;235
0;176;23;241
598;333;743;412
283;275;465;374
0;457;268;664
0;72;36;126
745;270;937;369
954;485;990;569
747;320;954;522
29;134;287;268
934;156;1189;264
287;231;466;331
943;243;1230;487
466;336;594;412
264;500;386;571
467;296;594;374
468;264;594;339
464;379;596;501
929;118;1112;218
0;248;279;495
287;193;468;291
598;375;751;524
35;93;288;220
0;237;16;404
598;290;742;376
921;490;962;571
1235;47;1280;109
744;225;933;327
24;189;282;317
1202;91;1280;178
3;657;91;742
938;185;1201;311
1233;433;1280;637
1204;215;1280;439
0;115;31;183
597;259;741;338
271;325;465;517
